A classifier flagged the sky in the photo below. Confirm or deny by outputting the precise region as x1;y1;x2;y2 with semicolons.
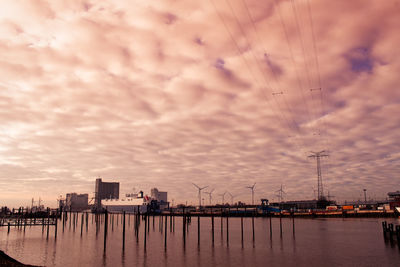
0;0;399;208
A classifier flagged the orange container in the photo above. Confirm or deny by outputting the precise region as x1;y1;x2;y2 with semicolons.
342;205;354;210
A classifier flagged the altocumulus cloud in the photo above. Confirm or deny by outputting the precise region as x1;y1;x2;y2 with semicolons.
0;0;399;207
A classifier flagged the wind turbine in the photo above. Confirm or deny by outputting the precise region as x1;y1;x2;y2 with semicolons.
246;183;256;205
275;184;286;204
228;192;237;206
192;183;208;207
204;189;215;205
218;191;227;205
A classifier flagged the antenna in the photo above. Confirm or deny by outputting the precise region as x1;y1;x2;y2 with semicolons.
192;183;208;207
204;189;215;205
246;183;256;205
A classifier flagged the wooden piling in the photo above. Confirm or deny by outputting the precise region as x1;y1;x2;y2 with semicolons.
147;213;150;234
197;216;200;246
46;212;50;240
73;212;76;232
211;214;215;245
80;213;84;236
164;215;167;249
292;212;295;237
104;210;108;252
226;215;229;245
241;216;244;247
269;213;272;239
122;211;126;250
279;212;283;238
136;213;140;243
221;209;223;237
183;214;186;245
144;215;147;251
252;213;255;243
170;214;173;232
55;211;58;239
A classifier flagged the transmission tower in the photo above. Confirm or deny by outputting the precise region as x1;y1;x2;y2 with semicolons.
309;150;328;200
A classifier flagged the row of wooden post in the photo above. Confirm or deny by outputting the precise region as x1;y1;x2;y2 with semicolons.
6;208;297;251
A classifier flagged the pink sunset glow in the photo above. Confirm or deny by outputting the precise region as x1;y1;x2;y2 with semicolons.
0;0;399;207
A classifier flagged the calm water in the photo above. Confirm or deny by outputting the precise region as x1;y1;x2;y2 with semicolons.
1;214;399;267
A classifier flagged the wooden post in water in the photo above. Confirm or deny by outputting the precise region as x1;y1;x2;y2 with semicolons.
197;215;200;246
279;212;283;238
292;212;295;237
241;216;244;247
122;211;126;250
80;213;84;236
104;210;108;252
226;214;229;245
211;212;214;245
112;214;114;231
136;212;140;243
72;212;76;232
252;211;255;244
164;215;167;250
144;215;147;251
170;214;173;232
147;213;150;234
86;213;88;232
55;210;58;239
269;213;272;239
221;208;223;237
8;223;10;234
183;211;186;246
46;210;50;240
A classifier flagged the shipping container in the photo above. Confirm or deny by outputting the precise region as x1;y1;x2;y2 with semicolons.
342;205;354;210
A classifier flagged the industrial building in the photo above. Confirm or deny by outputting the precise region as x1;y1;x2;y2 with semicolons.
65;193;88;211
388;191;400;209
151;188;168;203
95;178;120;209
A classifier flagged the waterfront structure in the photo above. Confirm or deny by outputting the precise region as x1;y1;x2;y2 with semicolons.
95;178;119;209
101;197;149;213
388;191;400;209
65;193;88;211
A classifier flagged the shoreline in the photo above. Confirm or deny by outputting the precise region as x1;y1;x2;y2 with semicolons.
0;250;40;267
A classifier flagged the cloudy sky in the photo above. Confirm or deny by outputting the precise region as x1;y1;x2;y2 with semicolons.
0;0;399;208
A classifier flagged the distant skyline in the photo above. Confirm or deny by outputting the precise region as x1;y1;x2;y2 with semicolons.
0;0;399;208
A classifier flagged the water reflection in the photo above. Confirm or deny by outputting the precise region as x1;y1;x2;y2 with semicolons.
1;216;400;266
